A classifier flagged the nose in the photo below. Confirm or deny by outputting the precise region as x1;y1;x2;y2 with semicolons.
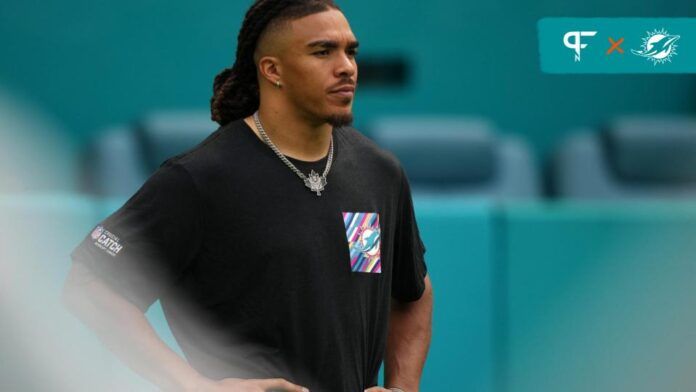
334;52;357;79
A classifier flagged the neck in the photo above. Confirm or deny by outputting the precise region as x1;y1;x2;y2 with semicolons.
245;105;333;162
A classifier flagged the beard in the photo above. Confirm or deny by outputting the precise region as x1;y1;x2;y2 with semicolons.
326;112;354;128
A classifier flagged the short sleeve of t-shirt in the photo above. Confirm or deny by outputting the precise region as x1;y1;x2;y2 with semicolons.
391;166;428;302
69;161;203;312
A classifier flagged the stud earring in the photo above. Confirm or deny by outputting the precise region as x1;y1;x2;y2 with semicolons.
275;80;281;88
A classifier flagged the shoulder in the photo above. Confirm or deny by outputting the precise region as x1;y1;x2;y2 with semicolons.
337;126;405;181
157;119;248;181
165;120;239;165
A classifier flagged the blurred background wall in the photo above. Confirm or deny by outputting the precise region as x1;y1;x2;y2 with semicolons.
1;0;695;160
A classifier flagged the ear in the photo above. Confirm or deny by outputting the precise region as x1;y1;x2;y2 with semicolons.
258;56;282;87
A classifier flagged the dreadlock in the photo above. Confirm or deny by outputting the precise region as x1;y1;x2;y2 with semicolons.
210;0;340;127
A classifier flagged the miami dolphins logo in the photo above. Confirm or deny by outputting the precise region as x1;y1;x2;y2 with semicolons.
631;28;680;65
355;227;381;257
342;212;382;273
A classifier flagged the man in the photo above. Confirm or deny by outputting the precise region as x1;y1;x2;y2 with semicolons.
62;1;433;391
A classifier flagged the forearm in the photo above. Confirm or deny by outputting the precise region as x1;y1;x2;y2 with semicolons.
62;262;206;391
384;275;433;392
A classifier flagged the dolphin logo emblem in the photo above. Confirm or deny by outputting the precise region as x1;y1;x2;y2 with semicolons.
355;228;380;256
356;228;380;256
342;211;382;273
632;29;680;65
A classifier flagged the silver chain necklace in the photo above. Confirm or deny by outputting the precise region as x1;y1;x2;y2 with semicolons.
253;111;334;196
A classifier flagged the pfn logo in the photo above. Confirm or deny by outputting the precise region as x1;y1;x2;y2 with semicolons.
563;31;597;62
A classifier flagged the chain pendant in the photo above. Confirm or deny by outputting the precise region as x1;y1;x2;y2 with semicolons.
304;170;327;196
253;111;334;197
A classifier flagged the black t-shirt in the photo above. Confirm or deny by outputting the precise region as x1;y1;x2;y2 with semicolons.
70;118;428;392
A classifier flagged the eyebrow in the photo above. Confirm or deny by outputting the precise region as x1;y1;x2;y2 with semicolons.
306;39;360;50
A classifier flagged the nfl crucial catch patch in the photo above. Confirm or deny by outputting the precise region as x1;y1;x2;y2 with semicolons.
91;225;124;257
342;212;381;273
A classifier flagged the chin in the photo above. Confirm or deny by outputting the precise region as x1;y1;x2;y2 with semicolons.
326;111;354;128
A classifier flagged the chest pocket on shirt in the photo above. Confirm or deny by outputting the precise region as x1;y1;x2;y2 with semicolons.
341;212;382;273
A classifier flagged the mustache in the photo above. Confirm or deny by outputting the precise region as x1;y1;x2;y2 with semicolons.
328;79;357;90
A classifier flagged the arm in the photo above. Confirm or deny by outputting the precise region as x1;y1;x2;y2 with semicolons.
61;261;208;391
62;262;307;392
384;274;433;392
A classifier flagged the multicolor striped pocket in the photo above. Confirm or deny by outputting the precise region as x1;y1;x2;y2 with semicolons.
342;212;381;273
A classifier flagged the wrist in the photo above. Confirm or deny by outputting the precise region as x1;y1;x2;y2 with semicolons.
178;373;213;392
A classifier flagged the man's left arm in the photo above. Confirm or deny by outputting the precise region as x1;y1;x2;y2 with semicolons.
383;274;433;392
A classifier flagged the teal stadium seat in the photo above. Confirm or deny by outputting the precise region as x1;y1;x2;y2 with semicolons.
552;116;696;199
370;116;540;200
83;110;217;197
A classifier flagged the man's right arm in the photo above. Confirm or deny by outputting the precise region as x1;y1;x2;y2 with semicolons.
61;261;308;392
61;261;209;391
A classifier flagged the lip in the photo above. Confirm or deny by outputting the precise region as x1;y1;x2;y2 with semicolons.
329;90;354;98
328;85;355;98
329;84;355;92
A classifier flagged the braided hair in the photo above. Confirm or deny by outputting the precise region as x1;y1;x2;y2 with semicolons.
210;0;340;127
